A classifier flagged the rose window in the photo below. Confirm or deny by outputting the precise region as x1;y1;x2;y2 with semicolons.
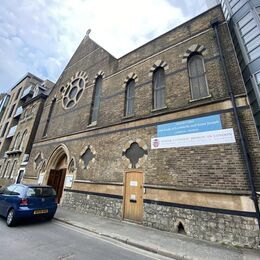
61;71;88;109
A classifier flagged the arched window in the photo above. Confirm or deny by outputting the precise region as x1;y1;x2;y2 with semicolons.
42;98;56;137
9;161;17;179
188;54;209;100
31;104;36;114
125;80;135;116
13;132;21;150
19;130;28;151
153;67;166;109
22;107;29;119
3;161;10;178
89;76;102;124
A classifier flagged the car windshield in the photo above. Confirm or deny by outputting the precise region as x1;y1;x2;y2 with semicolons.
27;187;56;197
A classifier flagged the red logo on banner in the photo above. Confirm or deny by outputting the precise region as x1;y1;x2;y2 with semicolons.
153;138;159;148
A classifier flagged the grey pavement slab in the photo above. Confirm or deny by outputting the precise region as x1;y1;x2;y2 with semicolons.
54;206;260;260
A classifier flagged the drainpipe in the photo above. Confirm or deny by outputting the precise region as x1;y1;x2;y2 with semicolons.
211;19;260;229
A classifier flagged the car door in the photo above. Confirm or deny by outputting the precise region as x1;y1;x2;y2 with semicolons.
1;185;17;217
0;187;6;216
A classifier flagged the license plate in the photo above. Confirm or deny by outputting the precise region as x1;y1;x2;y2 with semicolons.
34;209;48;215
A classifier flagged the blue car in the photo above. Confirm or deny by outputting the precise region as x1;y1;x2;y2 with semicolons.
0;184;57;226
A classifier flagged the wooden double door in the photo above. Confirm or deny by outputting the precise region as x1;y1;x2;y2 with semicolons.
47;169;66;203
123;171;143;223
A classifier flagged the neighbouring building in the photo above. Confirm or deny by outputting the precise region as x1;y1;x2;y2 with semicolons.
21;6;260;247
0;94;10;124
207;0;260;137
0;73;54;186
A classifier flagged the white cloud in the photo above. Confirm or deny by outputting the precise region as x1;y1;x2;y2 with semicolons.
0;0;207;93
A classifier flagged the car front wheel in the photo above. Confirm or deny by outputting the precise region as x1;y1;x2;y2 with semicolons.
6;209;16;227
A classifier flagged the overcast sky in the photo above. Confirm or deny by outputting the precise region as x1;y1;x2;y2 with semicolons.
0;0;209;93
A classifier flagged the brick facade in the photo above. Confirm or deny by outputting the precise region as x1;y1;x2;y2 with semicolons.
22;6;260;247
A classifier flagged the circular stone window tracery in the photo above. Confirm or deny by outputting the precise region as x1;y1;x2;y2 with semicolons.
61;71;88;109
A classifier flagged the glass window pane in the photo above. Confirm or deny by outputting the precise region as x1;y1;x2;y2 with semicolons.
198;76;206;97
242;27;259;44
191;78;200;99
240;19;257;35
248;46;260;61
223;4;227;14
224;8;229;19
153;68;165;108
246;35;260;52
125;80;135;116
255;72;260;85
232;0;246;13
188;54;208;100
230;0;239;8
237;12;253;28
90;77;102;123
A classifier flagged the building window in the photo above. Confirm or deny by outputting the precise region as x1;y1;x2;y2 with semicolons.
81;148;94;169
19;130;28;151
42;98;56;137
13;132;21;150
255;71;260;104
8;104;15;118
256;6;260;17
79;145;96;170
230;0;247;14
9;160;17;179
221;0;230;20
61;71;88;109
15;88;21;100
89;76;102;125
153;67;166;109
125;80;135;116
188;54;209;100
2;161;10;178
237;12;260;62
16;169;25;184
1;122;9;137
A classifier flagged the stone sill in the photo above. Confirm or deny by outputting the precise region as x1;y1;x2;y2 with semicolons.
189;94;212;103
122;114;135;120
87;121;97;128
151;106;168;113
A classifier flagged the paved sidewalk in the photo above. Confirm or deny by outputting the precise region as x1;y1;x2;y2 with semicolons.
54;207;260;260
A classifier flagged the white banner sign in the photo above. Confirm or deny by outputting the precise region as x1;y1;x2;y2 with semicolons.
151;128;236;149
65;175;74;188
38;173;44;184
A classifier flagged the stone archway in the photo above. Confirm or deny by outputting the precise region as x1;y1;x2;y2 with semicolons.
45;144;70;203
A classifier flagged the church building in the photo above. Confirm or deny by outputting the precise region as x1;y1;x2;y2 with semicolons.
23;5;260;247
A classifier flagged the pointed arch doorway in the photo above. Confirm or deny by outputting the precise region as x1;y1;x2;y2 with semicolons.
46;145;69;204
